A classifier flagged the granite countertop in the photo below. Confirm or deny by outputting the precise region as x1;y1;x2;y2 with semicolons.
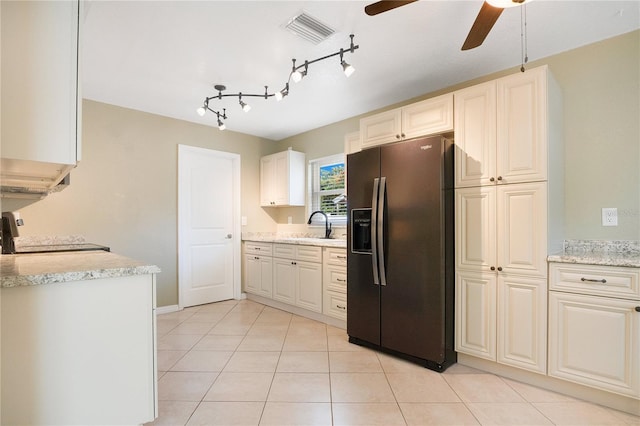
1;251;161;288
243;232;347;248
547;240;640;268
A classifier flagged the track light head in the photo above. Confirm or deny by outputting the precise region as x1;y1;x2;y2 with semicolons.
342;60;355;77
238;95;251;112
217;119;226;131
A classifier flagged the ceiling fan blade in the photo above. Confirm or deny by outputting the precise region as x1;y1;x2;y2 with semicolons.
365;0;418;16
461;1;504;50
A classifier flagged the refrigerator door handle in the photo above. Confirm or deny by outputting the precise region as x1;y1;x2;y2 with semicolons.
371;178;380;285
378;177;387;286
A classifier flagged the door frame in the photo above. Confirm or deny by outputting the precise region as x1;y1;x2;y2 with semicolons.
177;144;242;308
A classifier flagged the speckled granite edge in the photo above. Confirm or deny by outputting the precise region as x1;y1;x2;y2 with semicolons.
548;240;640;268
2;265;162;288
13;235;86;249
1;251;161;288
242;232;347;248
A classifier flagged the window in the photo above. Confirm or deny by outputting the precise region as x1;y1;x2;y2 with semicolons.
308;154;346;226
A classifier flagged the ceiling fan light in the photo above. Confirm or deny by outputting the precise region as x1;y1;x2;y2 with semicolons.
196;106;206;116
487;0;531;8
342;60;355;77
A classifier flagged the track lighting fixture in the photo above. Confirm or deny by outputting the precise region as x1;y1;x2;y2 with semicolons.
197;34;359;130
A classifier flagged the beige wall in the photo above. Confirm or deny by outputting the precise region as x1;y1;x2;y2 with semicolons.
276;30;640;241
2;101;279;307
3;31;638;308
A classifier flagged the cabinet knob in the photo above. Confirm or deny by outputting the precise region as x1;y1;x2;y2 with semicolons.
497;266;503;272
291;261;297;265
490;177;495;182
396;134;401;139
497;176;503;181
401;133;406;138
490;266;496;271
635;306;640;312
254;256;260;260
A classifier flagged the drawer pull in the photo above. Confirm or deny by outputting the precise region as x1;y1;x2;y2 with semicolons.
337;255;347;260
254;256;260;260
255;247;261;250
336;304;346;310
581;277;607;284
337;278;346;283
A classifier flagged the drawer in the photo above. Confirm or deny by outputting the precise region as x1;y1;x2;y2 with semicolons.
244;241;272;256
324;247;347;266
273;243;322;263
549;263;640;300
325;265;347;292
273;243;296;259
324;290;347;320
296;245;323;263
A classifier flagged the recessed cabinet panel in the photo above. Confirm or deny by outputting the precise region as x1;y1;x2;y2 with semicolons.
549;291;640;398
454;81;497;188
497;182;547;277
497;275;547;374
360;109;402;149
455;186;496;271
455;270;496;361
273;258;296;305
497;67;548;183
296;261;323;313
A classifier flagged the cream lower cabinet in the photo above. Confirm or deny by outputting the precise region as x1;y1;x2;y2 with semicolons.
323;247;347;320
243;242;273;298
272;244;323;313
455;182;549;374
548;263;640;399
2;274;157;425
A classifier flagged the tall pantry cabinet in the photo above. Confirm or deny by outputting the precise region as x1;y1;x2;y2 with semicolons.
454;65;564;374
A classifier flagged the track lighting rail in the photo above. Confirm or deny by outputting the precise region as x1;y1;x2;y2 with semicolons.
197;34;359;130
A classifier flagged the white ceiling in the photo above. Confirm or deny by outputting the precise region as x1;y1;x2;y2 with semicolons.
82;1;639;141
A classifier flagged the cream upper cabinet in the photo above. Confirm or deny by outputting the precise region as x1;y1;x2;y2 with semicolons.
360;93;453;149
1;0;81;191
454;81;497;187
260;149;305;207
454;65;560;188
344;131;361;155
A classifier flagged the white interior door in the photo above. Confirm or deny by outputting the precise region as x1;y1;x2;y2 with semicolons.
178;145;240;308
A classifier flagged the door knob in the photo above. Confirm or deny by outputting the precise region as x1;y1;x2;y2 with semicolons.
226;234;232;239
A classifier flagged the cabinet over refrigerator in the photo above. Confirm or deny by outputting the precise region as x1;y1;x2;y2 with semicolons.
347;135;456;371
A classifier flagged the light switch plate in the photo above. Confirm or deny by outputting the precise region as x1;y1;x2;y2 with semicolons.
602;208;618;226
241;216;247;226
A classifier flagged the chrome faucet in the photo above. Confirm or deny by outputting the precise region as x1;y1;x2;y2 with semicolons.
307;210;332;239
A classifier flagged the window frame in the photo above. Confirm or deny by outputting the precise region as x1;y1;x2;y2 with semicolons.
307;153;347;227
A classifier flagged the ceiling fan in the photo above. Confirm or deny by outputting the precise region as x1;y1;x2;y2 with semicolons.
364;0;531;50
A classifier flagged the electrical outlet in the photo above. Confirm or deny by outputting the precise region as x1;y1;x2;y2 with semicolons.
602;208;618;226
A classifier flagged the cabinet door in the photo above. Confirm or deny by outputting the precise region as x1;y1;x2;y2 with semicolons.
272;258;296;305
360;108;402;148
496;67;547;183
402;93;453;139
296;261;322;313
497;182;547;277
344;131;361;155
260;155;276;206
273;152;290;205
455;270;496;361
549;292;640;398
455;186;496;272
1;0;79;166
454;81;497;188
244;254;261;295
497;275;547;374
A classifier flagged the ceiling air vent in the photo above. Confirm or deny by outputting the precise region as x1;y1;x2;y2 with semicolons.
285;12;335;44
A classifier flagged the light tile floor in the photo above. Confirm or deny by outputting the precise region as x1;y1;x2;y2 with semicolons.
148;299;640;426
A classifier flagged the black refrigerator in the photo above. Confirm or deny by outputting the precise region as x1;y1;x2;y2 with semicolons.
347;135;456;372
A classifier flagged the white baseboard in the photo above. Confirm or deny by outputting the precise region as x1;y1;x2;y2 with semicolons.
155;304;180;315
245;293;346;330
